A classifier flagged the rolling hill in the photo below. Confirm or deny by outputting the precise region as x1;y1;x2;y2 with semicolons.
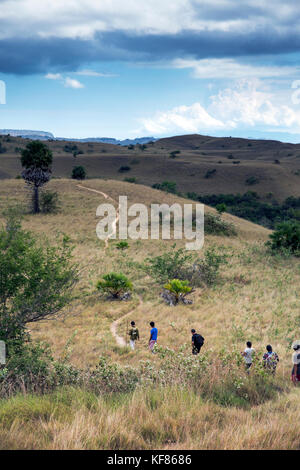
0;133;300;204
0;178;299;449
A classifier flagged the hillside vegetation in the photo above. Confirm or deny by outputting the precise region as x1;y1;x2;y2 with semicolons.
0;179;299;450
1;133;300;203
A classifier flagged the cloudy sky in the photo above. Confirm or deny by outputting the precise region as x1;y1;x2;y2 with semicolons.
1;0;300;140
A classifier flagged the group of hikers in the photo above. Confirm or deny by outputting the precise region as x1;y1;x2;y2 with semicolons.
128;322;300;385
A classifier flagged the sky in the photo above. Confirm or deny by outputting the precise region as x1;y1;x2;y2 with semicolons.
1;0;300;141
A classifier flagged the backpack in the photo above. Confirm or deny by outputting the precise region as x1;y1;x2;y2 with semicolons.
130;328;139;341
194;334;204;348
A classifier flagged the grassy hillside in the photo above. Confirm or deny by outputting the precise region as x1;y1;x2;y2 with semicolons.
1;133;300;202
0;179;299;450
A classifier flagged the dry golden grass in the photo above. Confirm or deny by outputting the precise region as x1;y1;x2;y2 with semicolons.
0;178;299;450
0;386;299;450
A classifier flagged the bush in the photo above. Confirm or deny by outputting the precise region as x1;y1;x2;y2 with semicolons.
115;241;129;250
205;169;217;179
163;279;193;305
152;181;177;194
144;246;193;284
216;203;227;215
72;166;86;180
124;177;137;183
267;221;300;255
185;247;228;287
96;273;133;299
204;213;237;236
246;176;259;186
118;166;131;173
40;191;60;214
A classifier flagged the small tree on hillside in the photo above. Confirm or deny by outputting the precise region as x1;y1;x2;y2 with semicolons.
96;273;133;299
0;211;78;351
21;141;53;214
163;279;193;305
267;221;300;255
72;166;86;180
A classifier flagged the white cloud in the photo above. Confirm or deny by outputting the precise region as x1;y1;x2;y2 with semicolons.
139;80;300;136
75;69;117;77
45;73;84;89
64;77;84;89
140;102;225;135
172;58;299;80
45;73;62;80
0;0;298;40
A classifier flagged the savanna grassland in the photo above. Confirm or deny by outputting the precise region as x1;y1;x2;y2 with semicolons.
1;133;300;201
0;178;299;450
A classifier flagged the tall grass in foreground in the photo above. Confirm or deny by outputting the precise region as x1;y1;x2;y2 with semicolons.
0;386;299;450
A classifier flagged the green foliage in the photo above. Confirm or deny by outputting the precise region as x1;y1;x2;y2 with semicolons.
169;150;181;159
118;165;131;173
0;213;78;346
72;166;86;180
152;181;177;194
216;203;227;215
96;273;133;299
144;245;227;287
197;193;300;229
144;246;193;283
40;191;60;214
204;213;237;236
21;141;53;170
205;169;217;179
188;247;228;287
20;141;53;213
124;177;137;183
163;279;193;304
64;144;78;154
115;241;129;250
267;221;300;255
246;176;259;186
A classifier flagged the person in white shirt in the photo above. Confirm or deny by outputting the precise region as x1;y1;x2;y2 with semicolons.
242;341;255;372
291;340;300;385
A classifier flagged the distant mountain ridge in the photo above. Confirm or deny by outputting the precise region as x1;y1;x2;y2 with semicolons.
0;129;156;146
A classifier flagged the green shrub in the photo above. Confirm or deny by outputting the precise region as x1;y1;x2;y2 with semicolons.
152;181;177;194
246;176;259;186
96;273;133;299
163;279;193;305
205;169;217;179
115;241;129;250
72;166;86;180
216;203;227;215
204;213;237;236
267;221;300;255
40;191;60;214
144;246;193;283
124;177;137;183
118;165;131;173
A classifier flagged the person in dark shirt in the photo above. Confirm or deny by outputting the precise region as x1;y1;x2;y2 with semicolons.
191;329;204;355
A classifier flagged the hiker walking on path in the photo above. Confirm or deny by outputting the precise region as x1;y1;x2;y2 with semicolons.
191;329;205;355
149;321;158;353
291;340;300;385
128;321;139;351
242;341;255;372
262;345;279;373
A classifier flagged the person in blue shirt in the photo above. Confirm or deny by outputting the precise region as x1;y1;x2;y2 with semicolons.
149;321;158;353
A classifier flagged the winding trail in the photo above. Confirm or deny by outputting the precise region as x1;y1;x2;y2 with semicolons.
77;183;142;347
77;184;120;248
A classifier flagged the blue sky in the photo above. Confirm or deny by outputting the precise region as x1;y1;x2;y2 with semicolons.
1;0;300;141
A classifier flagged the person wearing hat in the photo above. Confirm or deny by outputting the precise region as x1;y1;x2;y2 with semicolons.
291;340;300;385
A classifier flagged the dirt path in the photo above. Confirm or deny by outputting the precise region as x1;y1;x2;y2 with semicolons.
77;183;142;347
77;184;120;248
